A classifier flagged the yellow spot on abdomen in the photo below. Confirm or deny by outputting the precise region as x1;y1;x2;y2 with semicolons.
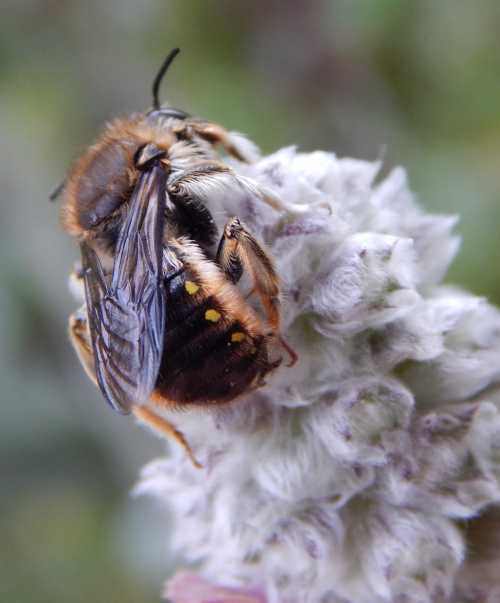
185;280;200;295
205;308;221;322
231;331;246;343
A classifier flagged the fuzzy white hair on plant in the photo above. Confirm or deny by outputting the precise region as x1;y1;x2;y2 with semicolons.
134;136;500;603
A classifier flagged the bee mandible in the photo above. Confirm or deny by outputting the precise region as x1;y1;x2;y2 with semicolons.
57;49;297;466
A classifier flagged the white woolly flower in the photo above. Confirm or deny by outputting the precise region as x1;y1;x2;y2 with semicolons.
135;141;500;603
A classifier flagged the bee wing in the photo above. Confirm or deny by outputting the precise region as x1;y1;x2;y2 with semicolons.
81;166;166;414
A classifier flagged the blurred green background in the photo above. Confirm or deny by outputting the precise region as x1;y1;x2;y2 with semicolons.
2;1;500;601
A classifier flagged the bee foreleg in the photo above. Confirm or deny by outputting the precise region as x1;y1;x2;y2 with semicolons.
216;217;298;367
169;161;309;220
132;405;203;469
189;122;253;163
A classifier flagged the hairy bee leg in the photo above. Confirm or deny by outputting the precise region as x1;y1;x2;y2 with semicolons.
132;405;203;469
168;161;276;228
168;159;313;218
216;217;298;367
189;122;251;162
216;217;280;326
68;310;98;384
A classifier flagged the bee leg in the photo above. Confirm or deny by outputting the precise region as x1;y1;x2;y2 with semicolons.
216;217;298;367
169;160;313;218
189;122;254;162
68;309;98;385
169;161;291;234
216;216;279;325
69;311;202;468
132;405;203;469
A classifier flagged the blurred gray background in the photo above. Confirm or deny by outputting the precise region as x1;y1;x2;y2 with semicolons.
2;1;500;601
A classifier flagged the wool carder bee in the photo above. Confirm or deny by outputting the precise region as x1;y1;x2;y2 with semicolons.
57;49;297;465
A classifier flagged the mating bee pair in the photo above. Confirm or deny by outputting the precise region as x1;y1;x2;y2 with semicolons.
56;49;297;465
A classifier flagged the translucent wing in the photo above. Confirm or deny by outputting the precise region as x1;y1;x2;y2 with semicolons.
81;166;166;413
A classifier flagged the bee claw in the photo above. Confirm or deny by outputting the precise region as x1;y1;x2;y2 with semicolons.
279;336;298;367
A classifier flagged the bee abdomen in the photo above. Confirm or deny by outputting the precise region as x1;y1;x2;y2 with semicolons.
155;268;271;405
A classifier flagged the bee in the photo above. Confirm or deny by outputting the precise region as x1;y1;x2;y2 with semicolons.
57;49;297;466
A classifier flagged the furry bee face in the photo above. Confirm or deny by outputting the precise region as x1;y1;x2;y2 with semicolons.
58;49;297;466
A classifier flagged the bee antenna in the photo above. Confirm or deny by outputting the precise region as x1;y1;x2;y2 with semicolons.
49;180;65;202
152;48;181;110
